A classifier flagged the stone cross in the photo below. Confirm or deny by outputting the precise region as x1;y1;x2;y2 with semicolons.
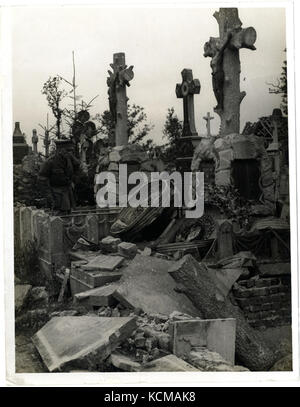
203;112;214;137
268;108;282;201
204;8;257;136
107;52;134;146
176;69;200;138
32;129;38;154
43;130;50;158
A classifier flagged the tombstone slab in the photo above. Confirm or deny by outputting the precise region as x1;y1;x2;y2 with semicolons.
81;254;124;271
170;318;236;364
70;268;122;295
141;354;199;372
74;284;119;307
113;254;199;316
32;316;137;372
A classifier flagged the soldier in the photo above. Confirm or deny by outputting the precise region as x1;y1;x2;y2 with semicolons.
39;138;80;214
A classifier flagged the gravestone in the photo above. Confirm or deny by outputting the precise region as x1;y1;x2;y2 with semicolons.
217;220;233;259
85;214;99;244
81;254;124;271
175;69;201;172
204;8;256;135
20;206;33;247
74;284;119;307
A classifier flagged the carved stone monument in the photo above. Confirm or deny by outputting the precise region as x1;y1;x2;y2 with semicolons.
204;8;256;135
107;52;134;146
175;69;201;172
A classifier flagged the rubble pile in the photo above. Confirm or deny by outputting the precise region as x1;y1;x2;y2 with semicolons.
13;155;47;207
15;222;292;374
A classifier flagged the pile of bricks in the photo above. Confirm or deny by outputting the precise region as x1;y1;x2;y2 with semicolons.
233;275;291;329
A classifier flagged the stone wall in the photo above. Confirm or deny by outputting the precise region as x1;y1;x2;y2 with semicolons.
233;275;291;329
14;205;120;278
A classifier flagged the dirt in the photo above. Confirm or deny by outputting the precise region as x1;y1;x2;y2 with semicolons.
15;334;47;373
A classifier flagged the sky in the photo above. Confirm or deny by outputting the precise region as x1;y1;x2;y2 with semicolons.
11;5;286;151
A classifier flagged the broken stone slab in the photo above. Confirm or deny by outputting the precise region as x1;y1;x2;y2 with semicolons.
211;251;257;269
74;284;119;308
170;318;236;365
69;250;101;262
141;354;199;372
118;242;137;259
81;254;124;271
15;284;32;314
100;236;121;253
32;316;137;372
70;269;122;295
141;247;152;256
188;349;249;372
110;352;141;372
210;267;244;299
113;254;199;317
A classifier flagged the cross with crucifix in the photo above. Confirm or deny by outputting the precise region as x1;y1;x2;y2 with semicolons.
204;8;257;136
176;69;201;139
203;112;214;137
107;52;134;146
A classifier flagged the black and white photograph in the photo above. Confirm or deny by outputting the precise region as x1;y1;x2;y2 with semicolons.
1;0;299;387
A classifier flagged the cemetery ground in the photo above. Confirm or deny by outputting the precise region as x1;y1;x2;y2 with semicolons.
11;7;292;375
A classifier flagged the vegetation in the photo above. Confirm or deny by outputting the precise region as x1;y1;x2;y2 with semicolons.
42;76;70;139
95;104;155;150
268;51;288;115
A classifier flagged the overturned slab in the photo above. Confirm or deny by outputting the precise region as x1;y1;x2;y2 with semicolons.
74;284;119;308
81;254;124;271
170;318;236;364
141;354;199;372
113;254;199;316
32;316;136;372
